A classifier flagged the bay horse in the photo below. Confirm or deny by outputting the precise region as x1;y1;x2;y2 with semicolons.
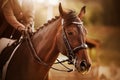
1;3;91;80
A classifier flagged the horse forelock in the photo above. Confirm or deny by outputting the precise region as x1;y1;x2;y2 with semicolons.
63;10;80;26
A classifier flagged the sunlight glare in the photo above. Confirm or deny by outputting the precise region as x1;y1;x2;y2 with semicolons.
36;0;44;3
36;0;59;5
48;0;59;5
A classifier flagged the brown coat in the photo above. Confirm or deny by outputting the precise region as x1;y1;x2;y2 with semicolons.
0;0;35;39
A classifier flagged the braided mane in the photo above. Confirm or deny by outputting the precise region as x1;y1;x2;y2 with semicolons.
35;16;60;32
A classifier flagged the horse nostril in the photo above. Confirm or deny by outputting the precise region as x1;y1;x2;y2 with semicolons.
79;60;91;73
80;60;91;70
80;60;87;69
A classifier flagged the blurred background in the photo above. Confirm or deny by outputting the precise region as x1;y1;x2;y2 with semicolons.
34;0;120;80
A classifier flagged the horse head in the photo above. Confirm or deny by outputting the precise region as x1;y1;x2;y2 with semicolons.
56;3;91;74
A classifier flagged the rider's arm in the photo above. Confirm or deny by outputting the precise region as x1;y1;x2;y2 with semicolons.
2;1;25;31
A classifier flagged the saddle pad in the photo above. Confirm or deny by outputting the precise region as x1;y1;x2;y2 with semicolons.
0;38;16;54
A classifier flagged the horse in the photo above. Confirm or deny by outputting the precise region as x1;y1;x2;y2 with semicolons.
1;3;91;80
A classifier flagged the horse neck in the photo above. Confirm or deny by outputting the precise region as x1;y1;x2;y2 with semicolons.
32;17;62;64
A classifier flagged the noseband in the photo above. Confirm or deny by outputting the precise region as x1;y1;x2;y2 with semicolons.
62;20;88;63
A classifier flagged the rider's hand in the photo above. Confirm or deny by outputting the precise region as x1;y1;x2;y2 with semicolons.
25;22;34;33
17;24;26;32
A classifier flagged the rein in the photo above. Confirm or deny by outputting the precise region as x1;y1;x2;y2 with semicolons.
25;31;73;72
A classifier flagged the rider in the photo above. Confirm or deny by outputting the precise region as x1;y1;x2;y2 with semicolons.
0;0;35;79
0;0;35;53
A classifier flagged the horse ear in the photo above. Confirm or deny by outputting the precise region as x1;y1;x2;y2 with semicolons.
59;3;66;18
78;6;86;19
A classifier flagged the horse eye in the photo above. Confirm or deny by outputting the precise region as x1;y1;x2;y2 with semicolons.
68;32;73;35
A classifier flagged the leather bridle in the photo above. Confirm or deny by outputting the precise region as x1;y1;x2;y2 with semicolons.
62;20;88;64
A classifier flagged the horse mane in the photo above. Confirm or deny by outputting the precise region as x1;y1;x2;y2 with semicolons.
35;16;60;34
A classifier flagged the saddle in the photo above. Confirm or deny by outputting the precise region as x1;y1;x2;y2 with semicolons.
0;39;21;80
0;30;33;69
0;31;33;79
0;41;18;67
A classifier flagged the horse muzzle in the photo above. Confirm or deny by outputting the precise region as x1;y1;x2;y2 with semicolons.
75;60;91;74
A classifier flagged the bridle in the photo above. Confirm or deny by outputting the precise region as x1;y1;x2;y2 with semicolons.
62;19;88;64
